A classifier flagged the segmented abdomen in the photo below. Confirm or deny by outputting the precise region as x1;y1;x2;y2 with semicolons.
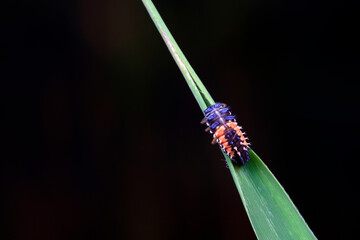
201;103;250;165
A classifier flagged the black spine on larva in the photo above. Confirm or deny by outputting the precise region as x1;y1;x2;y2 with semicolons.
233;135;250;165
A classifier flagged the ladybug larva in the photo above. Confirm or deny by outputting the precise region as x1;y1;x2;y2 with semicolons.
201;103;250;165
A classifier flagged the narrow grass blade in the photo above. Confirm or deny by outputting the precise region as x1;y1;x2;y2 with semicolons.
142;0;317;239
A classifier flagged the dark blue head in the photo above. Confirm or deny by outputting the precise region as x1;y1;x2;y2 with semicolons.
204;103;226;115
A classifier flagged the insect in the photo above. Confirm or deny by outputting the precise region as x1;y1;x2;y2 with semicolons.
201;103;250;165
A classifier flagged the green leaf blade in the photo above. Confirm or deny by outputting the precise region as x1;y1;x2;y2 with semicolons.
142;0;317;239
226;150;316;239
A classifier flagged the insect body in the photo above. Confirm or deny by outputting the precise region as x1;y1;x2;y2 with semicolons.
201;103;250;165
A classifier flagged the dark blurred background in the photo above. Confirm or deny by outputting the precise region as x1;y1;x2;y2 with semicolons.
3;0;359;239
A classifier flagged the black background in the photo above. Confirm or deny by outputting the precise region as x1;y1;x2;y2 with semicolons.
3;0;359;239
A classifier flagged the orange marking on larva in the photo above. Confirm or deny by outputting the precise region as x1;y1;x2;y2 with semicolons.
218;135;227;145
225;145;233;152
214;125;226;137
